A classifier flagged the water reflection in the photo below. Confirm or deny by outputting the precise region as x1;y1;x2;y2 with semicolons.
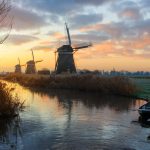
33;89;140;111
1;82;150;150
0;116;22;150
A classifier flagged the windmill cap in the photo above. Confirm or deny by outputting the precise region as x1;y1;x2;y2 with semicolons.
27;60;35;64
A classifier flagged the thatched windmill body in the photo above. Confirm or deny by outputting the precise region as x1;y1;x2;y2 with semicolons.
15;58;25;73
25;49;43;74
55;23;92;74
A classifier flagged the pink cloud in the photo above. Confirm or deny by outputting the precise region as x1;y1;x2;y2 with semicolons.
119;8;142;20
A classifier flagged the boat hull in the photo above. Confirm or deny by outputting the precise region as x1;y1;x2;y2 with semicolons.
138;110;150;118
138;102;150;119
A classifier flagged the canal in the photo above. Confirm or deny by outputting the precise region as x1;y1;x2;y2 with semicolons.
0;82;149;150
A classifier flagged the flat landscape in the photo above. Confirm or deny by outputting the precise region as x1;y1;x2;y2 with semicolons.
133;78;150;100
0;0;149;149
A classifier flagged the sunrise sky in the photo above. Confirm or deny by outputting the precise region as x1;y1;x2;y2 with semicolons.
0;0;149;72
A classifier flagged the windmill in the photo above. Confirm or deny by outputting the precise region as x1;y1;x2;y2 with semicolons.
55;23;92;74
25;49;43;74
15;58;25;73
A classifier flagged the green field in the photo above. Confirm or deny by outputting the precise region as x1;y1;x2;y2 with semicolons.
132;78;150;100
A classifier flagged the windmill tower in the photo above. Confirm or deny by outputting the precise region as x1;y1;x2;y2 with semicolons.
55;23;92;74
25;49;43;74
15;58;25;73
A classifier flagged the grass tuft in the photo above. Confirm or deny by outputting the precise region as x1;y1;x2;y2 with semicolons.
0;81;24;118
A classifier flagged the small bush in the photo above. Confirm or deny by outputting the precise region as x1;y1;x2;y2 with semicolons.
0;82;24;118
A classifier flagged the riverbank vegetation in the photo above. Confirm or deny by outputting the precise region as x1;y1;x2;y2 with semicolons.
3;73;137;97
0;81;24;118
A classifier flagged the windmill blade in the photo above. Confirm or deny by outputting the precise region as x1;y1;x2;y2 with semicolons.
31;49;35;62
35;60;43;63
73;45;90;50
54;50;59;72
54;51;56;71
65;22;72;46
18;57;20;65
55;54;58;72
73;42;92;50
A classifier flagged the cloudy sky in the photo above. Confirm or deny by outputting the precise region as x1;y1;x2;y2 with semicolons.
0;0;149;72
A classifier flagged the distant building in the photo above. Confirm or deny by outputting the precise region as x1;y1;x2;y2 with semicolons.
38;69;50;75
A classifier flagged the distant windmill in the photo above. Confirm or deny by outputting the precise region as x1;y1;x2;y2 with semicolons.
55;23;92;74
15;58;25;73
25;49;43;74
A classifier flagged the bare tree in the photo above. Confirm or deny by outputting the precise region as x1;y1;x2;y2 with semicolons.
0;0;12;44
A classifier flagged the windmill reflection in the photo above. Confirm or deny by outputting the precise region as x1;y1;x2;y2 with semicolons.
32;89;140;132
0;116;22;150
34;89;136;111
60;97;73;130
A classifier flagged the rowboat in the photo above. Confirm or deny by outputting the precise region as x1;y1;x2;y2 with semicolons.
138;102;150;119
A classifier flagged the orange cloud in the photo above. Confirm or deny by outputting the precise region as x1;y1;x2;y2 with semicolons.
52;32;65;39
94;40;116;53
32;45;54;52
76;34;150;60
80;23;103;32
131;34;150;49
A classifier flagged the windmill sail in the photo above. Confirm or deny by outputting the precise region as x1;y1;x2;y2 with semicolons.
35;60;43;63
18;58;20;65
73;42;92;50
31;49;35;62
65;23;71;45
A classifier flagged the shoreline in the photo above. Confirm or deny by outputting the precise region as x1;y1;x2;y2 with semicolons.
28;86;149;102
2;78;149;102
1;73;138;98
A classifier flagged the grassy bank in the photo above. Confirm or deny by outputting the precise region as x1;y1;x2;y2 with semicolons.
0;81;24;118
3;73;137;97
132;78;150;100
131;76;150;79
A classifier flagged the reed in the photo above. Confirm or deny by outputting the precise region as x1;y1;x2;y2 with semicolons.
0;81;24;118
4;73;137;97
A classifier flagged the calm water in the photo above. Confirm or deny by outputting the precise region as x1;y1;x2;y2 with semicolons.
0;82;150;150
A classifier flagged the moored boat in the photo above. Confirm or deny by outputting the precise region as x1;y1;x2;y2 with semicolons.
138;102;150;119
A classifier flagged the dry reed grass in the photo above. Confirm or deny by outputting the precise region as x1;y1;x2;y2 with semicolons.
4;73;137;97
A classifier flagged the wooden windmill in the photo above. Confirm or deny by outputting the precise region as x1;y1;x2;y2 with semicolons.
25;49;43;74
55;23;92;74
15;58;25;73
